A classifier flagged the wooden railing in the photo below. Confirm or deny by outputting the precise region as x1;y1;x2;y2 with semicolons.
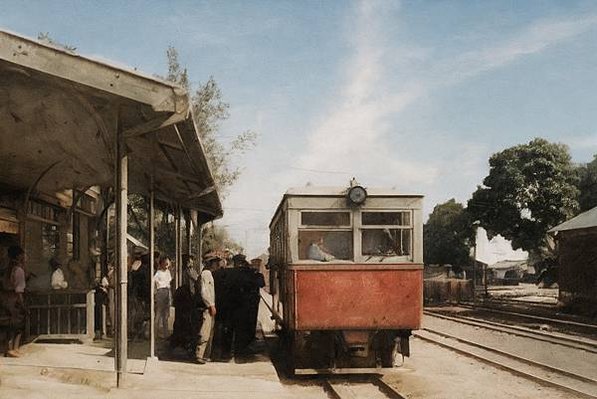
27;289;94;339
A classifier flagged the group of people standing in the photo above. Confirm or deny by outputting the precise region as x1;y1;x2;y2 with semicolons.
171;252;265;364
1;245;265;365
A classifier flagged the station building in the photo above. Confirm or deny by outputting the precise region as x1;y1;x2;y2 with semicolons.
0;30;222;384
549;206;597;316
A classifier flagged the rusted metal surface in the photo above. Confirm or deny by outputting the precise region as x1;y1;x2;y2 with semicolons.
293;267;422;330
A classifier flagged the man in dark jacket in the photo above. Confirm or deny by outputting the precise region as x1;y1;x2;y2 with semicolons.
227;254;265;356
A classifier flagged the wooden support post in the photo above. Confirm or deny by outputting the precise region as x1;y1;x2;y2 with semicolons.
149;186;155;358
175;208;181;287
179;207;184;284
185;210;192;259
197;222;203;268
115;112;128;387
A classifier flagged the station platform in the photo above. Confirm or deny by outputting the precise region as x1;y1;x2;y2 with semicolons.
0;293;327;399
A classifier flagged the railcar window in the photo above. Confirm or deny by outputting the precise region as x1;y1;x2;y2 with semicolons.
301;211;350;227
298;230;353;261
362;211;410;226
362;229;411;258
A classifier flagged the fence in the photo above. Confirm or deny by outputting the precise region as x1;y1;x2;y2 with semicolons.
27;290;94;339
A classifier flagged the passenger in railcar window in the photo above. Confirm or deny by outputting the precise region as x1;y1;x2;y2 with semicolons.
307;237;335;262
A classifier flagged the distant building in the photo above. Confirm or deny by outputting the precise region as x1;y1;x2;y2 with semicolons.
549;206;597;315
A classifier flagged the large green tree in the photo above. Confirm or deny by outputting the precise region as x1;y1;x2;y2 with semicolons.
468;138;578;260
424;199;472;269
577;154;597;212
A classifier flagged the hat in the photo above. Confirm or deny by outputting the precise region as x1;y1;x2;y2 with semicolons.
203;254;221;264
232;254;246;263
49;257;62;268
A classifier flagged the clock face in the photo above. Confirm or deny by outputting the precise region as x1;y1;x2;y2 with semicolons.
348;186;367;204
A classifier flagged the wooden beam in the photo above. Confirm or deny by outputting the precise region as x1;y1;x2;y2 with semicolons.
0;30;189;114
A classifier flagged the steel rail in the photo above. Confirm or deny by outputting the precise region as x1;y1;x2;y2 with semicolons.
457;303;597;331
372;377;409;399
414;330;597;399
422;327;597;385
424;310;597;353
322;378;408;399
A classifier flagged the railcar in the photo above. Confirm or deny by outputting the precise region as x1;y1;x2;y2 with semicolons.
268;183;423;374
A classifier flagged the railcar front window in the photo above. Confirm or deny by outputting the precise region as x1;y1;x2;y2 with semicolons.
301;211;350;227
362;211;410;226
362;229;411;258
298;230;353;261
361;211;413;261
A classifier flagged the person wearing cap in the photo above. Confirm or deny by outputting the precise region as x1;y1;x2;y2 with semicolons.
195;254;218;364
171;255;203;354
247;258;265;344
211;253;232;361
225;254;264;357
50;258;68;290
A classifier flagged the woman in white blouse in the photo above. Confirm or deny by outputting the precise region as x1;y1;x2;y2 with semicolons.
154;257;172;338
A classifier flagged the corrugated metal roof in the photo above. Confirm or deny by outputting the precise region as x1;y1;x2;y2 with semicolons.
549;206;597;233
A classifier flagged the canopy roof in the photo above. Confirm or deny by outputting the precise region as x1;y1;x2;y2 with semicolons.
549;206;597;233
0;30;222;222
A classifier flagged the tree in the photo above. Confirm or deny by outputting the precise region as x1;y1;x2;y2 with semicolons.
424;199;473;270
163;46;257;253
37;32;77;52
468;138;579;260
165;47;257;195
577;154;597;212
201;224;243;254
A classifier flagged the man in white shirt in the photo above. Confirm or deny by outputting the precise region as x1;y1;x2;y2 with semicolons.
154;257;173;338
195;255;218;364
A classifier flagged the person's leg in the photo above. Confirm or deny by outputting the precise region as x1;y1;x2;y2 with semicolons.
195;310;213;362
155;295;164;338
161;306;169;337
12;332;21;352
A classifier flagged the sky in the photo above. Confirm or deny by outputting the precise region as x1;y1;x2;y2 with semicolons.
2;0;597;257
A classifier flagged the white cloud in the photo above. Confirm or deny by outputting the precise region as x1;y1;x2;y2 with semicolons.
295;1;438;188
294;5;597;191
223;5;597;256
434;14;597;86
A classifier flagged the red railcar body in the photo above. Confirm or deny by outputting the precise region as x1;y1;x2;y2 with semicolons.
268;186;424;374
289;265;423;330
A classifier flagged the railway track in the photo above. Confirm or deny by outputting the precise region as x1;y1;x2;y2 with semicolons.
322;377;407;399
414;327;597;399
457;302;597;332
424;310;597;353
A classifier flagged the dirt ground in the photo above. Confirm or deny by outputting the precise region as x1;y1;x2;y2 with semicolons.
1;297;591;398
383;337;584;399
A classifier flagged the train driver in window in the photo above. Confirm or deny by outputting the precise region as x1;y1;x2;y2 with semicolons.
307;237;335;262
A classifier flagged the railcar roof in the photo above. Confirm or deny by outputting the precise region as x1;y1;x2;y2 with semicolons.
284;186;424;197
269;186;424;228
